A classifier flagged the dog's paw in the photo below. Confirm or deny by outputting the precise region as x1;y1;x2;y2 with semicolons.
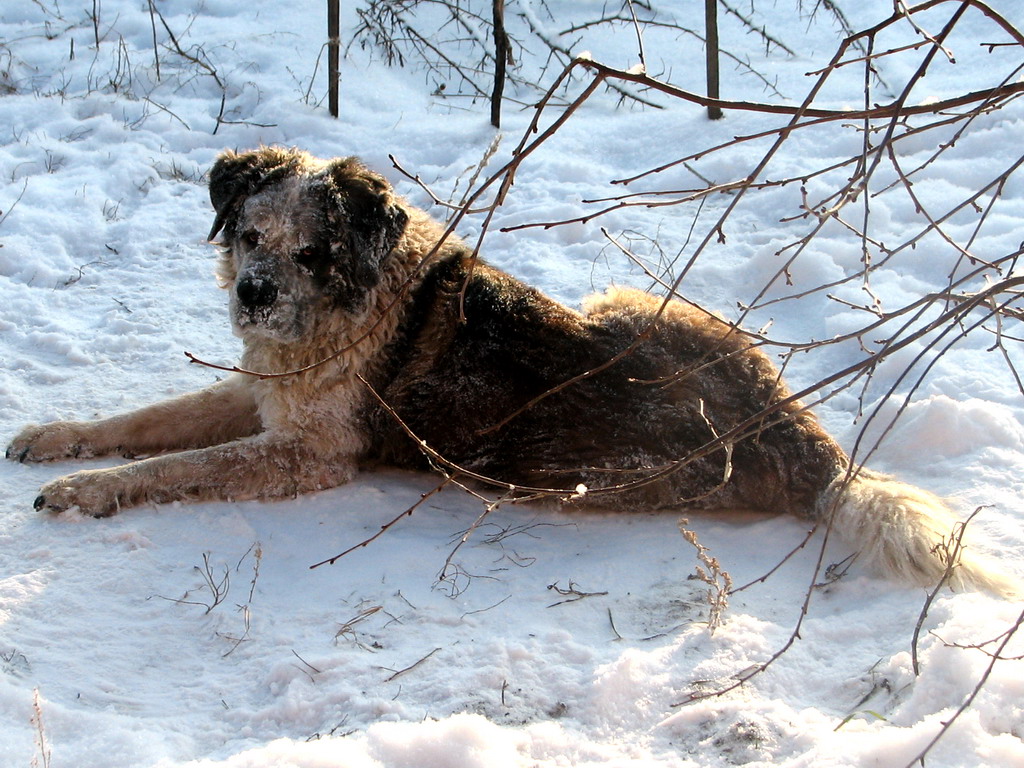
6;422;93;463
34;470;124;517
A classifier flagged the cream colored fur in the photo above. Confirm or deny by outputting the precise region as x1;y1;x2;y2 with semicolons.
822;470;1019;595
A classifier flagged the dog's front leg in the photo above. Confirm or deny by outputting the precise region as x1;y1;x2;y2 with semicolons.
7;376;260;463
32;433;357;516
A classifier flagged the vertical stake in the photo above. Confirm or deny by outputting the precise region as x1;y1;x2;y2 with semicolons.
328;0;340;118
705;0;724;120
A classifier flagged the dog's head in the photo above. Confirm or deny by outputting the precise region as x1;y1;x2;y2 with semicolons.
207;147;408;342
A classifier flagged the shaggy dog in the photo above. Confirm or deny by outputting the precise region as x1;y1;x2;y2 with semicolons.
6;147;1013;593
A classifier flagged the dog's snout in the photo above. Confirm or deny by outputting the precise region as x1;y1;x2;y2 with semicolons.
236;275;278;309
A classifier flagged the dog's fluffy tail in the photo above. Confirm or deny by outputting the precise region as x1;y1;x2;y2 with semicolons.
819;470;1019;596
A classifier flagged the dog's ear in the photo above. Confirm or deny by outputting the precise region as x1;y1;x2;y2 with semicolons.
324;158;408;268
207;147;301;241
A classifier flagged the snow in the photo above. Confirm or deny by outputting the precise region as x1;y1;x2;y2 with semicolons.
2;1;1024;766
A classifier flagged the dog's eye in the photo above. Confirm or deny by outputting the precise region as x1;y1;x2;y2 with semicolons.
241;231;260;249
294;246;319;268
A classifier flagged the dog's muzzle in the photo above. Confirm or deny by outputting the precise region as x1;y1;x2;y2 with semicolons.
236;274;278;311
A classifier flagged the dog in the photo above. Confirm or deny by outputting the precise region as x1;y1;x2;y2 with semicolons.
6;147;1014;593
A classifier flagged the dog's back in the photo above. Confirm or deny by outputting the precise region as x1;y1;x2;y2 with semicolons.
370;249;1016;594
371;250;845;515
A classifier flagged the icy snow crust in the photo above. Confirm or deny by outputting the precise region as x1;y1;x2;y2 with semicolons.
2;1;1024;766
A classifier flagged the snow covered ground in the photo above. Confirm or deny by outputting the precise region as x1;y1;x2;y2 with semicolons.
2;1;1024;765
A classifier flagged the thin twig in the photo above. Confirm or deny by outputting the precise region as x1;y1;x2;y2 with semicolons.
910;508;986;675
384;647;441;682
310;477;455;569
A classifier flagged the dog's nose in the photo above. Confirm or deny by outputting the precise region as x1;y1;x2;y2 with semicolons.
236;275;278;309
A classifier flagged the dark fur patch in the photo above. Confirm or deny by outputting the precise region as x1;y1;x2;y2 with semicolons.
324;158;409;268
208;147;304;241
368;251;846;516
320;159;409;307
